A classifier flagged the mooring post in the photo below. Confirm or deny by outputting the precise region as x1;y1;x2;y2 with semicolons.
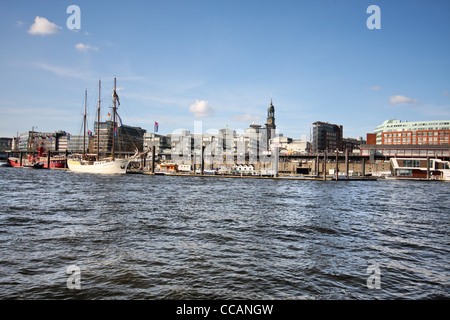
323;151;327;181
65;150;68;168
426;157;430;180
201;145;205;175
151;146;155;173
20;151;23;167
345;148;349;178
47;151;51;169
362;158;365;177
335;149;339;181
316;154;319;177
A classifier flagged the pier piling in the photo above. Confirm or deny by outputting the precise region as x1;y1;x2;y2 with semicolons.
345;149;349;178
335;149;339;181
47;151;51;169
151;146;155;173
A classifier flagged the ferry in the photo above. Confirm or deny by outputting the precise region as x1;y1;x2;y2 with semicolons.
389;158;450;181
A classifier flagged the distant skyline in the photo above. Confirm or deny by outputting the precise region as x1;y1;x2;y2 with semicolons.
0;0;449;140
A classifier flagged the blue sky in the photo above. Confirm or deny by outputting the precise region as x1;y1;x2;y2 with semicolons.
0;0;449;140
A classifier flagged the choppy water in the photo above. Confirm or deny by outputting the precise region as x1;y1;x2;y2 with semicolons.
0;167;448;299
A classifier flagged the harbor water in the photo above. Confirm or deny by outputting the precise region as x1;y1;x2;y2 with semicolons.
0;167;448;299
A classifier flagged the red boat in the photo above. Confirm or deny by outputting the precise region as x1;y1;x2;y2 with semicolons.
8;143;66;169
8;155;44;169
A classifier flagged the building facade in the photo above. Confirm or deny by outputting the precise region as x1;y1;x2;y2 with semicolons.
312;121;343;152
89;121;146;155
374;119;450;145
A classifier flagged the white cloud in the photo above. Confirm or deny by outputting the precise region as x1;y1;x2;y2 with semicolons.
33;62;95;80
370;86;382;91
189;99;212;117
231;114;261;123
75;43;99;52
389;95;419;105
28;16;61;35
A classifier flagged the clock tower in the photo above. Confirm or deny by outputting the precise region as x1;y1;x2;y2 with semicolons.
265;99;276;148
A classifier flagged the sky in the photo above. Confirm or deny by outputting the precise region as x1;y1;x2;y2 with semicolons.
0;0;449;140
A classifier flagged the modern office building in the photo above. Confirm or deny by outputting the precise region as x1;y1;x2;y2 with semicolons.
89;121;146;155
312;121;343;152
373;119;450;145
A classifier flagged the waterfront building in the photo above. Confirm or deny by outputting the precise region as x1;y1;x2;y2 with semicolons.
373;119;450;145
312;121;343;152
0;138;13;151
143;133;172;155
66;135;86;153
14;130;68;153
89;121;146;155
271;136;310;155
342;137;366;153
361;144;450;160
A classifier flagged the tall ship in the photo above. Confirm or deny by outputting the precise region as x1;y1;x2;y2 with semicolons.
389;158;450;181
67;77;133;174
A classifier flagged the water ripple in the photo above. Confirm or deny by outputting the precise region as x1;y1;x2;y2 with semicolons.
0;168;449;299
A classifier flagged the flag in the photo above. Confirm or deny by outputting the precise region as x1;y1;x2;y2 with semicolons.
117;114;123;127
88;130;92;138
154;121;159;133
108;113;111;117
67;133;71;141
114;127;117;136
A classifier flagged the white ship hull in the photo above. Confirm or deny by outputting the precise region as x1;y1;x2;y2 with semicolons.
67;158;129;174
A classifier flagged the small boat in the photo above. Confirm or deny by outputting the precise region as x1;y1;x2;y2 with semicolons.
0;159;10;167
389;158;450;181
23;162;44;169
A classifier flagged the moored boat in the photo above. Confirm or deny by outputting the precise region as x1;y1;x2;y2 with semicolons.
67;77;135;174
67;157;129;174
389;158;450;181
0;159;10;167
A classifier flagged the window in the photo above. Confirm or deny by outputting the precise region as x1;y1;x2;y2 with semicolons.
397;169;412;176
404;160;420;167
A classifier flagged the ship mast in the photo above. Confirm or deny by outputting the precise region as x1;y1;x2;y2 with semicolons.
97;79;101;161
112;77;117;161
83;88;87;159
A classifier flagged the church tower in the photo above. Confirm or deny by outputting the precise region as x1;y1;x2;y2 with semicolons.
266;99;276;130
265;99;276;148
